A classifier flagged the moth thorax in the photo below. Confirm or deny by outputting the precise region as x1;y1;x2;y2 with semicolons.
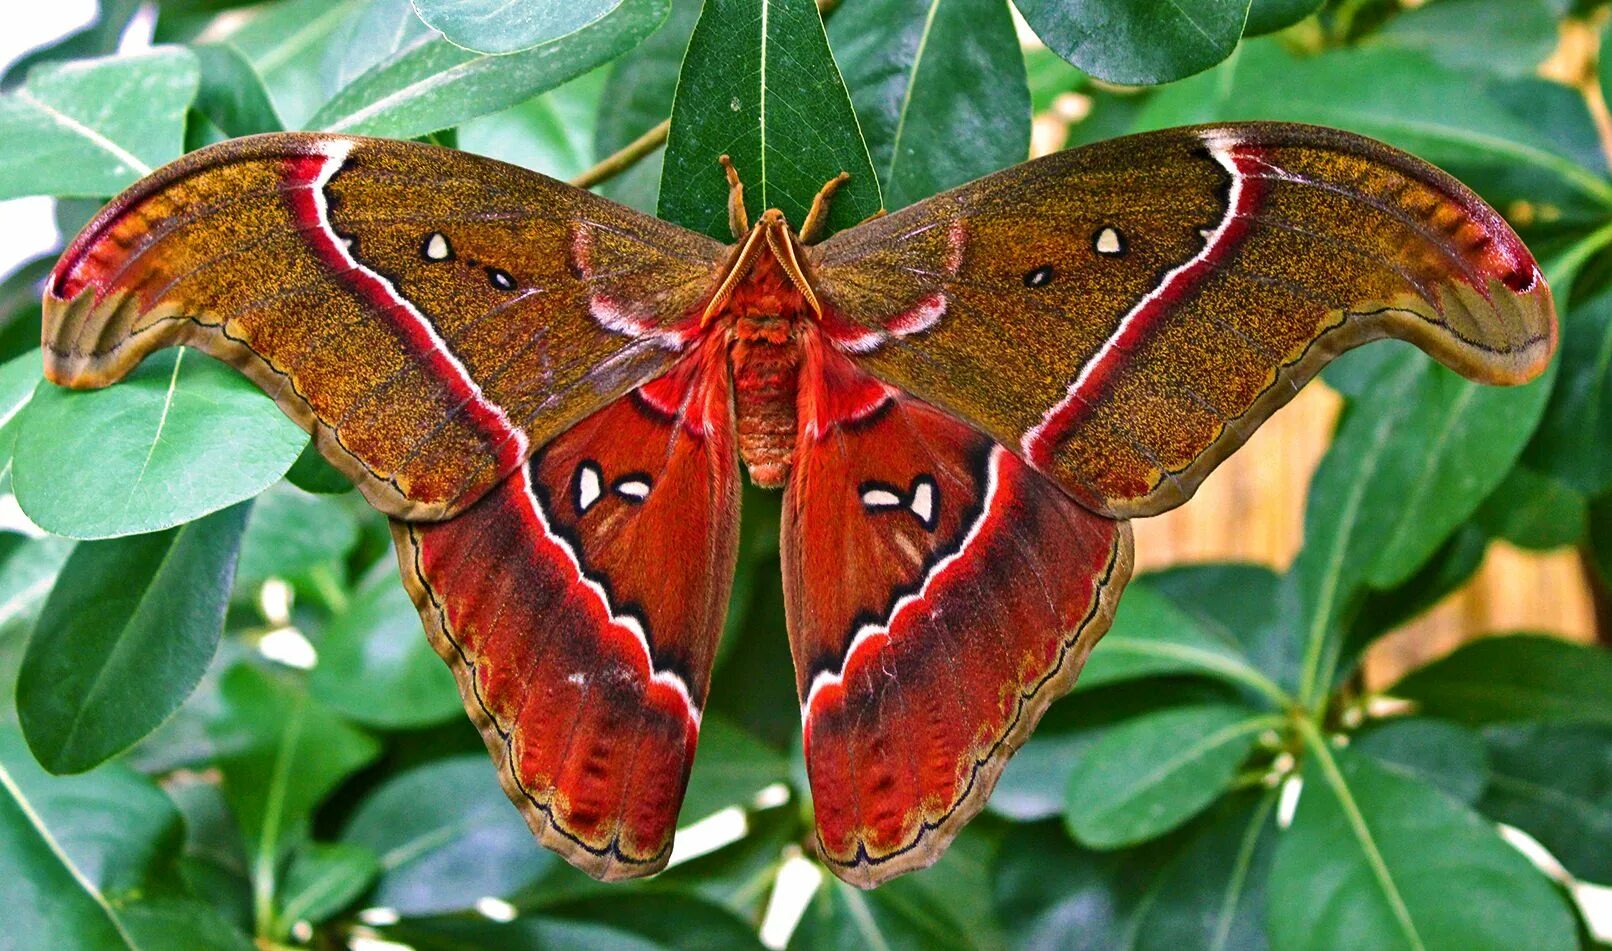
730;315;800;488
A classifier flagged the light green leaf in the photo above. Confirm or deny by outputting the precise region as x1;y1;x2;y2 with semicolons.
191;43;283;137
14;349;307;540
234;485;360;591
0;48;198;199
1369;0;1556;78
413;0;629;54
309;0;668;139
17;503;250;774
660;0;882;239
458;69;608;180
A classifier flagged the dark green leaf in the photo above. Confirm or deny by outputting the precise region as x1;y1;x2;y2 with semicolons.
0;48;199;199
413;0;629;54
1479;722;1612;883
991;820;1164;950
660;0;881;239
207;664;378;932
1129;792;1279;951
0;727;252;950
1525;286;1612;496
1293;349;1555;707
1064;703;1275;849
1353;717;1490;804
1344;523;1488;656
384;891;766;950
1473;465;1588;550
234;485;361;591
191;43;283;137
592;0;701;210
1013;0;1252;86
342;754;554;915
309;0;667;139
285;443;353;495
0;534;73;635
17;503;250;774
1390;634;1612;725
1245;0;1323;35
1145;562;1305;694
1369;0;1556;78
458;69;608;180
830;0;1030;210
14;349;307;539
205;0;366;130
276;841;378;931
1593;494;1612;588
308;565;459;729
1270;738;1576;951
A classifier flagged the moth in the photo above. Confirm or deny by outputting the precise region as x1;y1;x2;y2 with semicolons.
42;122;1554;888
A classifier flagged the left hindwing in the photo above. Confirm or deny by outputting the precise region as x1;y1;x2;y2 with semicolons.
808;122;1554;519
783;371;1131;887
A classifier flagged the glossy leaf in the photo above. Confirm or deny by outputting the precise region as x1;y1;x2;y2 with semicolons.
342;755;554;916
0;47;198;199
234;485;361;591
1524;286;1612;496
458;69;608;180
0;727;252;950
17;504;250;775
1353;717;1490;804
275;842;378;932
1270;738;1576;951
1293;350;1555;707
205;0;366;130
0;534;73;634
1245;0;1323;35
413;0;628;54
660;0;881;239
1479;723;1612;883
1064;704;1274;849
307;566;460;729
14;349;306;539
829;0;1030;210
678;714;790;823
309;0;667;139
191;43;283;137
284;443;352;495
1145;563;1305;696
593;0;702;210
1472;465;1588;550
1390;635;1612;726
207;664;379;933
383;891;766;950
991;820;1161;950
0;348;44;481
1012;0;1252;86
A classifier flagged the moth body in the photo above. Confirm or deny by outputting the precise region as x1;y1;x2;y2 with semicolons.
721;238;809;488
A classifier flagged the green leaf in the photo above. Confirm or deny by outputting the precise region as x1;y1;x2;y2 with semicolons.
1524;286;1612;496
284;443;352;495
1593;495;1612;589
458;69;608;180
14;349;307;540
17;503;250;774
309;0;668;139
991;819;1161;950
234;485;361;591
201;0;366;130
1013;0;1253;86
1353;717;1490;804
0;727;252;950
1479;723;1612;883
0;0;145;90
592;0;702;211
0;348;45;482
0;48;199;199
412;0;629;54
275;841;378;932
678;714;789;823
1064;704;1275;849
1245;0;1323;35
1078;578;1288;706
384;891;767;950
207;664;379;935
829;0;1030;211
1344;523;1487;655
1138;41;1612;215
1271;735;1576;951
1368;0;1556;78
342;754;555;915
1145;562;1305;694
1293;349;1555;707
1390;634;1612;726
0;534;73;635
660;0;882;239
1472;466;1588;550
191;43;283;137
308;566;460;729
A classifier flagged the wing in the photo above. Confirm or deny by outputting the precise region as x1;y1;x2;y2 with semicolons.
391;342;739;879
808;122;1555;518
44;132;729;520
783;350;1131;887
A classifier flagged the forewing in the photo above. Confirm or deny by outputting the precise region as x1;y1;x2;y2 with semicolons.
391;343;739;880
809;122;1555;518
783;356;1131;887
45;133;728;520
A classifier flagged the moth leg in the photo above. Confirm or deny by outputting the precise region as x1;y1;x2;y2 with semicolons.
799;170;852;244
719;154;749;239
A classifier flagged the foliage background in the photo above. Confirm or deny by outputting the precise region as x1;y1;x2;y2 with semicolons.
1;0;1611;949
